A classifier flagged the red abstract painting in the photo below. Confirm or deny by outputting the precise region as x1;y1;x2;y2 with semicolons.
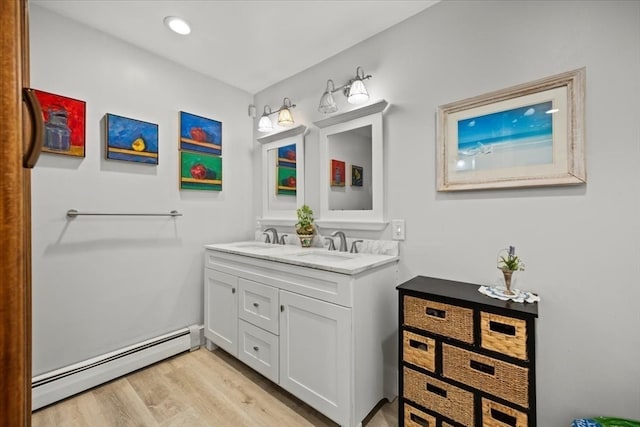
330;159;346;187
34;89;86;157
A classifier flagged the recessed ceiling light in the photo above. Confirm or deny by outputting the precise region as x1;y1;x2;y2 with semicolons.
163;16;191;35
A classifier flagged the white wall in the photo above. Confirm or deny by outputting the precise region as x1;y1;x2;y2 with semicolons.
254;0;640;423
30;6;254;374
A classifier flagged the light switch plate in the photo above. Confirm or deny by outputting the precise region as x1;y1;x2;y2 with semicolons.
392;219;405;241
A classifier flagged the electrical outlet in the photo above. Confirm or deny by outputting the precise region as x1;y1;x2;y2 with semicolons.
392;219;405;241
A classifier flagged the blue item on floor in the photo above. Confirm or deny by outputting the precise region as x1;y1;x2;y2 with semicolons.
573;418;640;427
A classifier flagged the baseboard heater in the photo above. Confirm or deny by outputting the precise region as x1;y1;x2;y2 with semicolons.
32;324;203;411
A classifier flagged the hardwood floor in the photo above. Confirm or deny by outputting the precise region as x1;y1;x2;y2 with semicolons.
32;347;398;427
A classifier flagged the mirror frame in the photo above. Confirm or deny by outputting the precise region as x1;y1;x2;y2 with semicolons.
314;100;388;231
257;125;307;224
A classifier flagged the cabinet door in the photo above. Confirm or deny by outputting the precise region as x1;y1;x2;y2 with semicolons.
204;269;238;357
279;290;351;426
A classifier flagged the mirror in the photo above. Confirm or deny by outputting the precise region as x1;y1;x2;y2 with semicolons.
315;100;387;230
258;125;306;222
327;125;372;210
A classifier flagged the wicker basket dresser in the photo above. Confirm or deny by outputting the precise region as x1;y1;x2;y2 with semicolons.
397;276;538;427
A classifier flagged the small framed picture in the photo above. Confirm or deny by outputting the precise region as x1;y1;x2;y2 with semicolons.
34;89;86;158
351;165;363;187
105;113;159;164
330;159;346;187
179;111;222;155
180;150;222;191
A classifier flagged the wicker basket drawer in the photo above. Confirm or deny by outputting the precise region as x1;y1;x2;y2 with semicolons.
481;312;528;360
442;344;529;408
404;296;473;343
442;423;455;427
403;331;436;372
403;402;437;427
482;398;528;427
403;367;474;426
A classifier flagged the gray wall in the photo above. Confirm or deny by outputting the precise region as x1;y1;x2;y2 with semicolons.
30;6;254;374
254;0;640;423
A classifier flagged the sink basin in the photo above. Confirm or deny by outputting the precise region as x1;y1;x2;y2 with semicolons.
231;242;278;250
293;251;355;263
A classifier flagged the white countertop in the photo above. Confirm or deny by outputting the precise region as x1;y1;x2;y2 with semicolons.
204;241;399;275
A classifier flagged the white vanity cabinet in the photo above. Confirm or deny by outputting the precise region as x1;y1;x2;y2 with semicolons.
203;247;398;427
204;269;238;357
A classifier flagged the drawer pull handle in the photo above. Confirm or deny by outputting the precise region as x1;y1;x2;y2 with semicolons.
409;413;430;426
490;408;517;426
489;320;516;336
253;302;259;308
470;359;495;376
425;383;447;398
253;346;259;352
425;307;446;319
409;339;429;352
232;288;236;294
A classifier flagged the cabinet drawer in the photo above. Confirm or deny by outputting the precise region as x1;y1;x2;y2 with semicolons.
403;402;436;427
238;278;279;335
238;320;278;382
481;312;528;360
482;397;528;427
404;296;473;344
442;344;529;408
403;331;435;372
403;367;474;426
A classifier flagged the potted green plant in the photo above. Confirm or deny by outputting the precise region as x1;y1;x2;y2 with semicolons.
295;204;315;247
497;245;525;295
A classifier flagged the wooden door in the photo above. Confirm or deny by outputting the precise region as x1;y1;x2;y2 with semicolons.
0;0;32;425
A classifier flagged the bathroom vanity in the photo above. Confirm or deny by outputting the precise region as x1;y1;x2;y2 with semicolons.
203;241;399;427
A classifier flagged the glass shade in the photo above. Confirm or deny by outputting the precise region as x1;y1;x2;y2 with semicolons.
318;91;338;114
277;108;294;127
258;114;273;132
347;79;369;104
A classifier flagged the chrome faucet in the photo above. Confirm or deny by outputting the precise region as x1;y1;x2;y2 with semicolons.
325;237;336;251
330;231;348;252
263;228;278;244
350;240;363;254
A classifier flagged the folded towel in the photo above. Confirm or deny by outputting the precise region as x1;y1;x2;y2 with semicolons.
478;285;540;303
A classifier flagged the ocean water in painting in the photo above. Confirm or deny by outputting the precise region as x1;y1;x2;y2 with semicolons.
456;101;553;172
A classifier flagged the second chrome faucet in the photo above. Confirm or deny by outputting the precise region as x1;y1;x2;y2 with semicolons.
330;231;348;252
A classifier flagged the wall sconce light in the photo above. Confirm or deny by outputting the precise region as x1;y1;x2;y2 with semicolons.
318;66;372;114
258;97;296;132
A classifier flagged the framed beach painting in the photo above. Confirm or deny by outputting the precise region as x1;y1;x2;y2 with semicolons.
179;111;222;155
437;68;586;191
180;150;222;191
105;113;159;164
34;89;86;157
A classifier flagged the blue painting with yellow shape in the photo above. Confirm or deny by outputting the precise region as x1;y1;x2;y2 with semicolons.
105;113;159;164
